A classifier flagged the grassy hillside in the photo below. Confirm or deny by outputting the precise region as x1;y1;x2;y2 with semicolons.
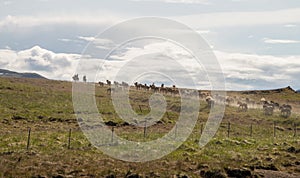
0;77;299;177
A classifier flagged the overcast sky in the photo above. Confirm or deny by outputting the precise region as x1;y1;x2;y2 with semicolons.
0;0;300;90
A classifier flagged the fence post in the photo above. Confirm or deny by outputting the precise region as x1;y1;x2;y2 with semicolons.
139;105;142;113
144;120;147;138
68;129;71;149
174;124;177;139
200;123;203;135
111;127;114;143
273;121;276;138
250;124;253;137
227;122;230;138
27;127;31;150
166;112;170;119
294;123;297;137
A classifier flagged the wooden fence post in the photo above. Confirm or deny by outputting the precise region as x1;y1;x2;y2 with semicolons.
174;124;177;139
111;127;114;143
139;105;142;113
227;122;230;138
200;123;203;135
27;128;31;150
166;112;170;119
144;120;147;138
294;123;297;137
273;121;276;138
250;124;253;137
68;129;72;149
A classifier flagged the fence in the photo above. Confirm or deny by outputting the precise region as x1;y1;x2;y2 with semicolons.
1;120;298;152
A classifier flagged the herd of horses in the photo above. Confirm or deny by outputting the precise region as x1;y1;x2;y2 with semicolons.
97;80;293;118
204;94;293;118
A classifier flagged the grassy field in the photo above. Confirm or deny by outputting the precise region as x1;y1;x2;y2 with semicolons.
0;77;299;177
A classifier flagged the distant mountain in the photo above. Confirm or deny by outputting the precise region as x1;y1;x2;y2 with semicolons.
0;69;46;79
241;86;296;94
296;89;300;93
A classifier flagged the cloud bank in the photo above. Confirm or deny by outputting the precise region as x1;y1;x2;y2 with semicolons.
1;44;299;90
0;46;80;80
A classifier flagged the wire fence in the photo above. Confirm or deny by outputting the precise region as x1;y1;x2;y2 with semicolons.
0;121;298;154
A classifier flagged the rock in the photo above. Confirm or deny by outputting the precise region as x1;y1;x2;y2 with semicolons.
48;117;63;122
121;122;130;126
2;118;10;124
275;126;285;131
105;121;118;126
255;164;279;171
200;169;227;178
215;140;223;145
176;173;189;178
287;146;300;153
197;164;209;169
225;167;252;177
242;140;253;145
32;175;47;178
11;115;26;120
149;172;160;177
52;174;64;178
0;151;14;156
126;173;141;178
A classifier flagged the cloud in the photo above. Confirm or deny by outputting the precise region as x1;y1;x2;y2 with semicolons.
284;24;297;28
196;30;211;34
0;14;124;31
262;38;300;44
215;50;300;90
0;46;80;80
102;42;300;90
175;8;300;28
131;0;211;4
1;8;300;32
0;43;299;90
78;36;115;49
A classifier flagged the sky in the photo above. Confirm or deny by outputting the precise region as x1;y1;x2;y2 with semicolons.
0;0;300;90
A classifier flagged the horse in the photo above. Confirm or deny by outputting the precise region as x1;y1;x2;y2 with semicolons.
98;81;104;87
106;80;111;86
206;96;215;108
83;75;87;82
134;82;142;90
263;103;274;115
279;104;292;118
72;74;79;82
237;101;248;112
150;83;159;93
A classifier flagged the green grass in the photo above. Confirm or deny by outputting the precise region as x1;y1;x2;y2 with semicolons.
0;77;299;177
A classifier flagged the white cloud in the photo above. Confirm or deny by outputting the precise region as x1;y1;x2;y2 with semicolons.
131;0;211;4
284;24;297;28
263;38;300;44
101;42;300;90
215;50;300;89
2;1;12;6
1;8;300;31
176;8;300;28
0;13;124;30
0;46;80;80
78;36;115;49
0;43;299;90
196;30;211;34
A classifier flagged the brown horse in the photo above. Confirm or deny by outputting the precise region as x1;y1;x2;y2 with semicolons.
237;101;248;112
279;104;292;118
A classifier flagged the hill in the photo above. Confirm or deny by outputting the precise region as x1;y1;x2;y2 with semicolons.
0;77;299;177
0;68;46;79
